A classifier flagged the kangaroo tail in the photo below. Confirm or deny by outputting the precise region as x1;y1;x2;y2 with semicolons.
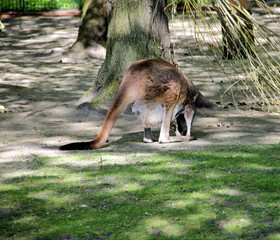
59;89;133;150
59;141;92;150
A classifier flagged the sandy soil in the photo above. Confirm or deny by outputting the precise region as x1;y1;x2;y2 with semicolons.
0;15;279;163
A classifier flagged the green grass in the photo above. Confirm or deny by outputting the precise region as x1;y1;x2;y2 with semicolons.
0;144;279;239
0;0;81;11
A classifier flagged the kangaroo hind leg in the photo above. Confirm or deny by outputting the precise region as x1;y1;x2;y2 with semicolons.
158;105;174;143
143;128;154;143
158;85;182;143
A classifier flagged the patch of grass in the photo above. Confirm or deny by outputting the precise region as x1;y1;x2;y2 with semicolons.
0;144;279;239
0;0;81;11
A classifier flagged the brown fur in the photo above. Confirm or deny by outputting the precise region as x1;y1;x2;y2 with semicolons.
60;59;214;150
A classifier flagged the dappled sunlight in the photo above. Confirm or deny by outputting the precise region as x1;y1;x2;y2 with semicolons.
2;169;46;179
28;190;79;207
145;161;192;175
185;209;217;226
49;152;152;167
188;191;213;200
49;156;104;168
205;170;226;179
165;198;197;209
137;198;218;237
60;172;90;184
145;217;184;237
219;216;252;234
102;182;144;194
241;163;276;171
0;145;279;239
212;188;246;197
211;131;248;139
136;173;165;181
267;233;280;240
0;11;279;239
0;184;20;192
0;17;80;62
13;215;39;225
0;14;279;164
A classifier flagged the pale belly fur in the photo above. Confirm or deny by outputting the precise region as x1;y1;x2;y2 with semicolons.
132;101;180;128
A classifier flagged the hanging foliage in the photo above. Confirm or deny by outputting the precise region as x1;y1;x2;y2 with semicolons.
167;0;279;112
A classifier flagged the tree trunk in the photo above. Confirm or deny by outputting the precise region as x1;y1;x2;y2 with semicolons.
219;0;255;60
62;0;107;62
78;0;174;105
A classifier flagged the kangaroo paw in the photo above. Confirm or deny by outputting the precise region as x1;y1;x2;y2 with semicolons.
182;136;197;142
158;137;171;144
143;138;154;143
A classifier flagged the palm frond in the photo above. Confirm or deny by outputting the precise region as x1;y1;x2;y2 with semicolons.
168;0;280;112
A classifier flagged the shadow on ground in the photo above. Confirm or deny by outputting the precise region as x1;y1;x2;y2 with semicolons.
0;15;279;162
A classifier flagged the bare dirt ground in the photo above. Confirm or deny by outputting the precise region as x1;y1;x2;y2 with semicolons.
0;14;279;163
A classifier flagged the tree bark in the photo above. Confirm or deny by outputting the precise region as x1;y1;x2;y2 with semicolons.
62;0;107;62
78;0;174;105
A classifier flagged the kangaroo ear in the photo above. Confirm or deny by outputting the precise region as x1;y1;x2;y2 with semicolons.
184;103;195;119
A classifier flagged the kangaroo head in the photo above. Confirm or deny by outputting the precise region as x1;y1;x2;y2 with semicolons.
174;94;198;136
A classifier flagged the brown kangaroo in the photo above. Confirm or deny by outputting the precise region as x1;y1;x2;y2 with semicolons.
60;59;214;150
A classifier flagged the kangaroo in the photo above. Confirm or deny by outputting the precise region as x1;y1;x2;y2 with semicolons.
60;58;214;150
